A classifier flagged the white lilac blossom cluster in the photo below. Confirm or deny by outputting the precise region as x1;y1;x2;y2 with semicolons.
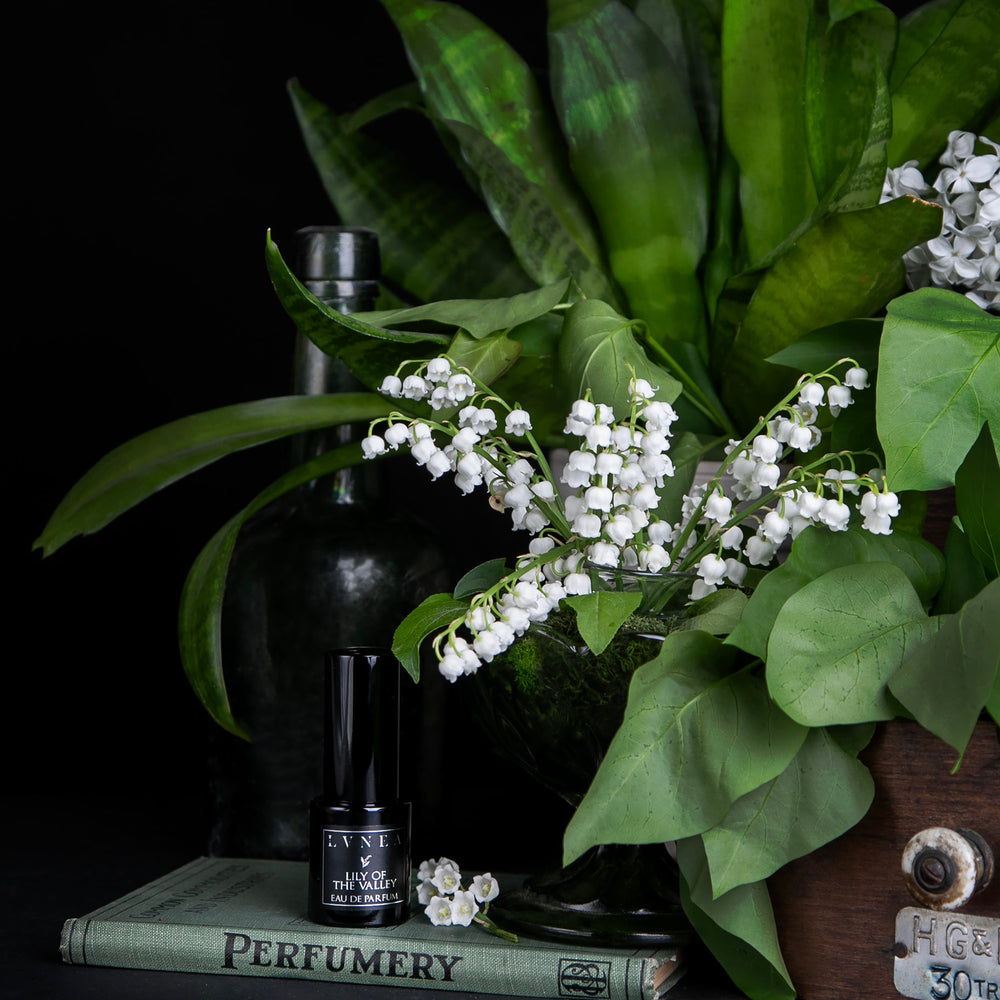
882;130;999;311
363;357;899;682
416;858;506;935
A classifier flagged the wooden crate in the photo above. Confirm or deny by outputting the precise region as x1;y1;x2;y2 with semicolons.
768;719;999;1000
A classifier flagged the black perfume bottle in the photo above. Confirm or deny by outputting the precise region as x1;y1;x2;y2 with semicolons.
308;647;411;927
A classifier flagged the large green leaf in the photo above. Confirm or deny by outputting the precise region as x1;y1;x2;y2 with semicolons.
955;423;1000;579
34;394;392;556
556;299;682;418
887;0;1000;169
936;518;990;614
288;80;533;302
717;196;943;427
727;524;945;661
383;0;607;276
878;289;1000;492
676;837;796;1000
721;0;816;264
766;562;942;725
563;631;806;864
702;725;874;897
888;578;1000;756
266;231;448;391
804;2;896;211
358;278;569;340
178;444;364;737
548;0;710;354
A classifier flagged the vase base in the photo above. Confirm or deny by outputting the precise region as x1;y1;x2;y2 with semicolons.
490;844;694;948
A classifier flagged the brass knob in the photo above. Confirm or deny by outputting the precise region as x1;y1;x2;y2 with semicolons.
902;827;995;910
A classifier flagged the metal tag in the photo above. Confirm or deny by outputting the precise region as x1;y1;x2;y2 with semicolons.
894;906;999;999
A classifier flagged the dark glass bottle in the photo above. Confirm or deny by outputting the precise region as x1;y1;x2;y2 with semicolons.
209;226;448;860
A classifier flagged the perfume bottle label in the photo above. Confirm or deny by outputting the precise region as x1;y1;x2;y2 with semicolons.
319;826;409;909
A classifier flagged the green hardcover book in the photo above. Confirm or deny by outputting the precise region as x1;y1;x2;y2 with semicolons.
60;857;685;999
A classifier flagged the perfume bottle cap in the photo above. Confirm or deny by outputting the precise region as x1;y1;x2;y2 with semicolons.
323;647;401;805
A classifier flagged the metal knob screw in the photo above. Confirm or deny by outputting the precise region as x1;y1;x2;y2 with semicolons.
902;827;995;910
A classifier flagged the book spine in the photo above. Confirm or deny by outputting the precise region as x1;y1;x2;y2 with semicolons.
60;916;675;999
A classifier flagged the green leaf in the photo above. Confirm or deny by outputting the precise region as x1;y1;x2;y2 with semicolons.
548;0;710;352
878;289;1000;492
765;318;883;376
888;578;1000;756
265;231;449;392
383;0;608;277
563;591;643;656
676;837;796;1000
954;423;1000;579
887;0;1000;169
289;81;534;303
391;592;471;683
721;0;816;264
717;196;943;427
676;588;748;637
358;279;569;340
766;562;942;726
453;558;508;600
556;299;682;418
727;524;945;661
804;1;896;208
563;631;806;864
889;0;962;93
35;394;392;556
178;445;364;738
937;518;990;614
702;726;874;897
444;329;522;388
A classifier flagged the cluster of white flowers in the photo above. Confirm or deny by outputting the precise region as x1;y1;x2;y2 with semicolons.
417;857;500;929
364;357;900;681
882;130;999;311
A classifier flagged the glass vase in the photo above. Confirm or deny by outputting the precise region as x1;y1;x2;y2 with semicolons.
470;570;696;947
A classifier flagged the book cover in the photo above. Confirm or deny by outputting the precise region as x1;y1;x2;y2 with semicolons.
60;857;685;999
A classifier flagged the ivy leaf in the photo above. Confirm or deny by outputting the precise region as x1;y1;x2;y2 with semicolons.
702;726;874;897
557;299;682;418
563;591;643;656
453;558;508;600
878;288;1000;493
359;278;569;340
766;562;942;726
888;578;1000;758
563;631;806;865
676;836;796;1000
391;593;470;683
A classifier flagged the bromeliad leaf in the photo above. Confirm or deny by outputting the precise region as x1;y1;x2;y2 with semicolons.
888;578;1000;757
548;0;710;353
178;444;364;739
717;196;943;427
563;631;806;865
878;289;1000;492
727;524;945;661
392;593;471;683
557;299;682;418
289;81;534;303
766;562;942;726
563;591;643;656
676;836;796;1000
357;279;569;340
34;394;393;556
702;725;875;897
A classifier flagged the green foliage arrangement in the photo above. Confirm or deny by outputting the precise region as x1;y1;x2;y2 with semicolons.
34;2;1000;996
